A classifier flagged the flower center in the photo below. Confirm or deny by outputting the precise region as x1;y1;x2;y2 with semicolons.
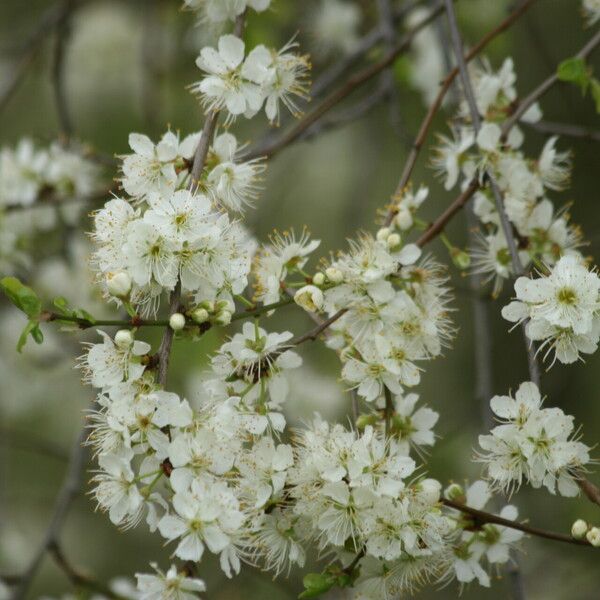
557;287;576;305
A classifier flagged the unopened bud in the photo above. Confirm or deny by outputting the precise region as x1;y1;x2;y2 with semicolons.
191;308;210;324
294;285;324;313
169;313;186;331
216;299;234;313
586;526;600;547
199;300;215;313
571;519;588;539
114;329;134;349
419;478;442;505
386;233;401;250
312;272;325;287
444;483;465;502
394;210;413;231
325;267;343;284
376;227;391;242
215;310;232;326
106;270;131;298
356;414;378;429
451;249;471;270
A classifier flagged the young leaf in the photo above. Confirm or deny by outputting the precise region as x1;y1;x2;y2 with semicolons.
1;276;42;318
298;573;336;599
53;296;73;315
557;57;591;94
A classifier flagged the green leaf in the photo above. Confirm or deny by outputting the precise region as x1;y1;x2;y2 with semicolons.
31;324;44;344
53;296;72;315
77;309;96;324
17;320;35;352
1;276;42;318
298;573;335;599
591;78;600;113
557;57;591;94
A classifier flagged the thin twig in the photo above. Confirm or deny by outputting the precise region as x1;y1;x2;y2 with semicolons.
523;119;600;143
501;28;600;138
311;0;424;98
444;0;540;389
442;4;528;596
11;426;88;599
443;498;594;547
416;179;481;247
155;13;246;388
0;2;72;114
52;0;77;141
244;3;446;161
383;0;537;226
49;542;128;600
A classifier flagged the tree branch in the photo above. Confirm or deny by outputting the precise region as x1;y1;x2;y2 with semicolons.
443;498;595;548
155;13;246;388
383;0;538;226
11;426;88;599
244;2;446;161
52;0;77;141
444;0;540;388
501;29;600;139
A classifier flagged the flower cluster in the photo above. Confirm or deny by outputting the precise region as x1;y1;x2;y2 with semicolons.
477;381;591;496
9;1;598;599
319;233;453;404
502;255;600;364
0;139;101;272
433;57;583;295
121;129;265;212
444;480;524;588
192;34;310;124
92;136;257;312
83;323;300;578
288;415;452;594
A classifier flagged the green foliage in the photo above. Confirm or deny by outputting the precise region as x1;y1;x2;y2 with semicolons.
298;573;336;598
1;276;41;318
298;567;355;599
557;57;591;92
557;56;600;113
1;276;44;351
53;296;96;324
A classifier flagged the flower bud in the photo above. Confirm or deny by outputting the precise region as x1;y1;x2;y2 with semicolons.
444;483;465;502
215;310;232;326
356;414;378;429
386;233;401;250
106;270;131;298
451;248;471;270
419;478;442;505
199;300;215;313
294;285;324;313
312;272;325;287
114;329;134;349
191;308;210;324
216;299;234;313
169;313;186;331
325;267;343;284
394;210;413;231
586;526;600;547
376;227;391;242
571;519;588;539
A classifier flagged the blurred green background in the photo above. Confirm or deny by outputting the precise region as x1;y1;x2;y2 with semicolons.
1;0;599;598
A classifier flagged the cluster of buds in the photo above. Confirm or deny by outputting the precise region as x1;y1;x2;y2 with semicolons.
188;299;235;327
571;519;600;546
